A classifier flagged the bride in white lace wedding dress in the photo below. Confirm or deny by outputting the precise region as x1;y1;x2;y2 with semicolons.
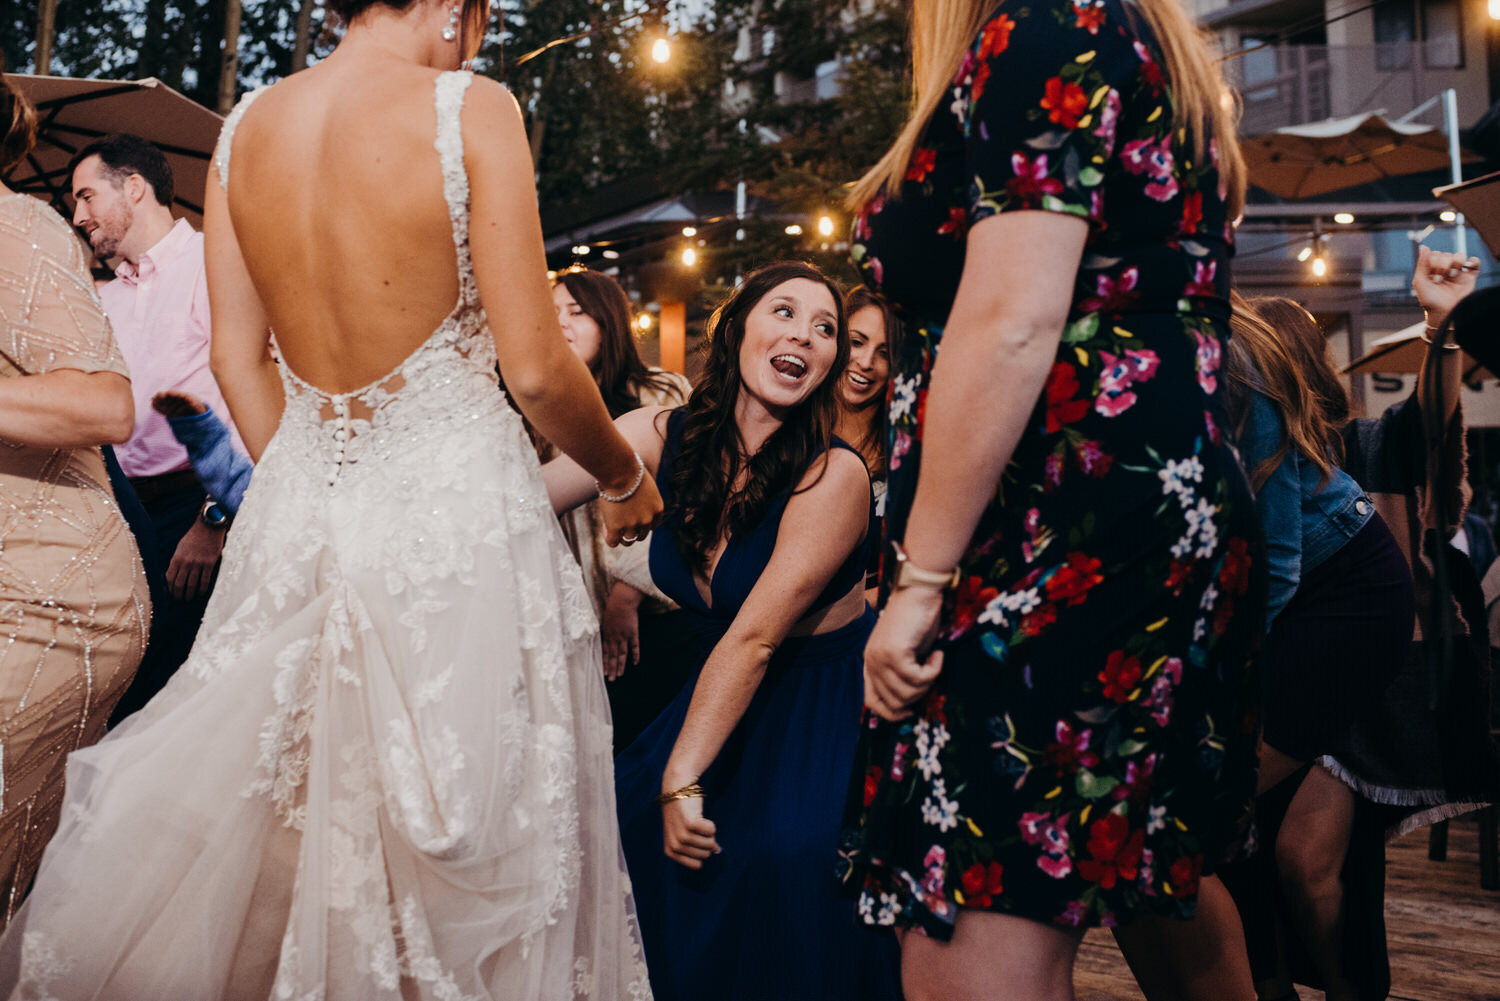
0;2;658;998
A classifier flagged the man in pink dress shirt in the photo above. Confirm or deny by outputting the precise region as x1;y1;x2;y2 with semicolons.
71;134;241;722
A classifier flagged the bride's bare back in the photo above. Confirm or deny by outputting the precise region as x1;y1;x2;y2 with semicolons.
226;55;471;392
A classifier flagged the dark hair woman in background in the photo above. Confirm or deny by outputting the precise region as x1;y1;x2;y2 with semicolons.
1220;292;1414;1001
835;285;901;604
547;261;902;1001
552;267;693;750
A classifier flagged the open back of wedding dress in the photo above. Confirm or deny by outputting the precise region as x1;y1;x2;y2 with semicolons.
0;71;652;1001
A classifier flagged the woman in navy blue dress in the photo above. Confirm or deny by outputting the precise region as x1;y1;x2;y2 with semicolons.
545;262;902;1001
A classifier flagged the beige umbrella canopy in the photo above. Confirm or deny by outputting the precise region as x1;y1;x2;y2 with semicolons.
5;75;224;229
1435;170;1500;259
1242;110;1479;201
1343;320;1494;381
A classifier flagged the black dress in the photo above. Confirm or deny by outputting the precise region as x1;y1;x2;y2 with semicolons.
840;0;1263;934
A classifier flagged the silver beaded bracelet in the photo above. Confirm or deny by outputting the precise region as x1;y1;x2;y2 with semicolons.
597;452;646;503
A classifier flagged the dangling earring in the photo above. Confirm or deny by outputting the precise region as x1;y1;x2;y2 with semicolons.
441;4;461;42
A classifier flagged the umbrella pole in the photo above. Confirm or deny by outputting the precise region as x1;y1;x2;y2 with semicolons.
1445;87;1469;259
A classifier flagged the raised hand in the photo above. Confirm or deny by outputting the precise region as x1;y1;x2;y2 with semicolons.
863;586;945;721
1413;244;1481;334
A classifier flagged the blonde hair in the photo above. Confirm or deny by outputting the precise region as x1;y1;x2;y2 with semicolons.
1;57;38;177
848;0;1246;219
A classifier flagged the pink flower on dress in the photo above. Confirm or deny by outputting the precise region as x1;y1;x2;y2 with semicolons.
1125;348;1159;381
1075;439;1113;477
1095;352;1140;418
1006;152;1065;208
1044;452;1065;492
890;430;911;470
1093;88;1122;149
1185;259;1218;298
1078;267;1140;313
891;741;908;782
1194;330;1221;394
1122;136;1178;202
1057;900;1090;926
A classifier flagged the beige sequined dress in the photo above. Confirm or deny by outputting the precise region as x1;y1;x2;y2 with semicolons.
0;193;149;926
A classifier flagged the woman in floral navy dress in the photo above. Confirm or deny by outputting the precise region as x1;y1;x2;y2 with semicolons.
840;0;1262;997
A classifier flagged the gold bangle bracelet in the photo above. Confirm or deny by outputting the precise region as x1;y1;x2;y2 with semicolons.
654;783;705;806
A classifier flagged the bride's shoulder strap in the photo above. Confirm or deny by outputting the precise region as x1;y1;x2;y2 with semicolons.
213;85;271;191
433;70;476;247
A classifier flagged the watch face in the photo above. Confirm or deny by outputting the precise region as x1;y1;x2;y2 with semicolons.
201;502;228;527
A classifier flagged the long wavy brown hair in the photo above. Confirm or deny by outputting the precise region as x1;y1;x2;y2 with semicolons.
1224;291;1348;490
669;261;849;573
556;267;684;418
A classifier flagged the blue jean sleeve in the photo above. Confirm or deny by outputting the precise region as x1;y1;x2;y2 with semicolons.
166;410;254;514
1247;392;1302;631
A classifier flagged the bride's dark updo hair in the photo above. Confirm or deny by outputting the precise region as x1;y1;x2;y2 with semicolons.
669;261;849;573
327;0;489;55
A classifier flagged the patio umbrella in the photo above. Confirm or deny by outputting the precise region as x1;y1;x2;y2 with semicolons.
4;75;223;229
1435;170;1500;259
1342;320;1494;381
1242;110;1478;200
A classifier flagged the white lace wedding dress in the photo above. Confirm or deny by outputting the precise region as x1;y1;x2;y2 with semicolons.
0;71;652;1001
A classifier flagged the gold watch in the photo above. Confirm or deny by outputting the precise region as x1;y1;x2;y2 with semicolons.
891;541;960;592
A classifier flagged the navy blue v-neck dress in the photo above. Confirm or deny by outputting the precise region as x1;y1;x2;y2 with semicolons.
613;410;901;1001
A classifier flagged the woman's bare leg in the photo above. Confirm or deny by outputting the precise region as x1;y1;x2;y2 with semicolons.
1274;764;1358;1001
1112;874;1256;1001
900;911;1084;1001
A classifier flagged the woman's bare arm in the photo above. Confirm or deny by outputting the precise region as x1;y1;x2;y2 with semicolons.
0;370;133;447
658;447;870;867
204;160;283;462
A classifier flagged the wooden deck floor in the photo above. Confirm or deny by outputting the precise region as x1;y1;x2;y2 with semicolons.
1075;813;1500;1000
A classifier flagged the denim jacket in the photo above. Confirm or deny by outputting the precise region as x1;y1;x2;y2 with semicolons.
166;409;253;514
1245;391;1374;630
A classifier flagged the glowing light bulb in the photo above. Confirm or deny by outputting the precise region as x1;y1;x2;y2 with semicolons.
1311;256;1328;278
601;249;620;260
1490;0;1500;21
785;224;803;236
571;244;590;256
817;215;835;237
682;226;697;237
1441;210;1458;223
637;314;653;331
652;37;671;63
682;247;697;267
1296;246;1313;262
1334;213;1355;225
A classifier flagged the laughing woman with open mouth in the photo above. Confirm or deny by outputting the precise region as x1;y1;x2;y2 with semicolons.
545;262;903;1001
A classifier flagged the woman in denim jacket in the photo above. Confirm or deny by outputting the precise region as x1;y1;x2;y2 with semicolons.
1224;292;1415;1001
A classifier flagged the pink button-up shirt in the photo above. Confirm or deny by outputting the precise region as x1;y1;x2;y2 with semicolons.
99;218;242;479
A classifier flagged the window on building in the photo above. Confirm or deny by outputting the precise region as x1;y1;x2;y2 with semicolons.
1422;0;1463;69
1374;1;1415;71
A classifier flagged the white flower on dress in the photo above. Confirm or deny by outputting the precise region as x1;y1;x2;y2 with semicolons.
913;718;951;781
890;373;920;421
1158;457;1203;505
920;779;960;832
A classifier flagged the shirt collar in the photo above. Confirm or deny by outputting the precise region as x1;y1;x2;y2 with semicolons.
114;218;195;286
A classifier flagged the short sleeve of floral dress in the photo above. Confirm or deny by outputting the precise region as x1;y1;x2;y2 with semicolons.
839;0;1264;936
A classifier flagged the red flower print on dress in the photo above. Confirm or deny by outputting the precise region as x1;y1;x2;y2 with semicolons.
1046;552;1103;607
906;147;937;183
971;10;1016;99
1217;537;1252;595
1073;0;1106;34
1165;853;1204;897
952;575;1001;635
1098;649;1143;703
1006;152;1065;209
1074;439;1113;477
864;765;883;806
1180;191;1203;235
1020;603;1058;637
1041;76;1089;129
960;861;1006;907
1044;452;1065;492
937;206;969;239
1134;41;1166;94
1164;557;1194;596
1078;267;1140;313
1044;720;1100;775
1077;812;1145;890
1043;362;1090;433
1096;352;1139;418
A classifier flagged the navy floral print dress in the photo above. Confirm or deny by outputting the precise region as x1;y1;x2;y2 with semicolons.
840;0;1263;935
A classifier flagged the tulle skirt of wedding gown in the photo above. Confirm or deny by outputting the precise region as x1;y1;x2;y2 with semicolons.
0;400;652;1001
